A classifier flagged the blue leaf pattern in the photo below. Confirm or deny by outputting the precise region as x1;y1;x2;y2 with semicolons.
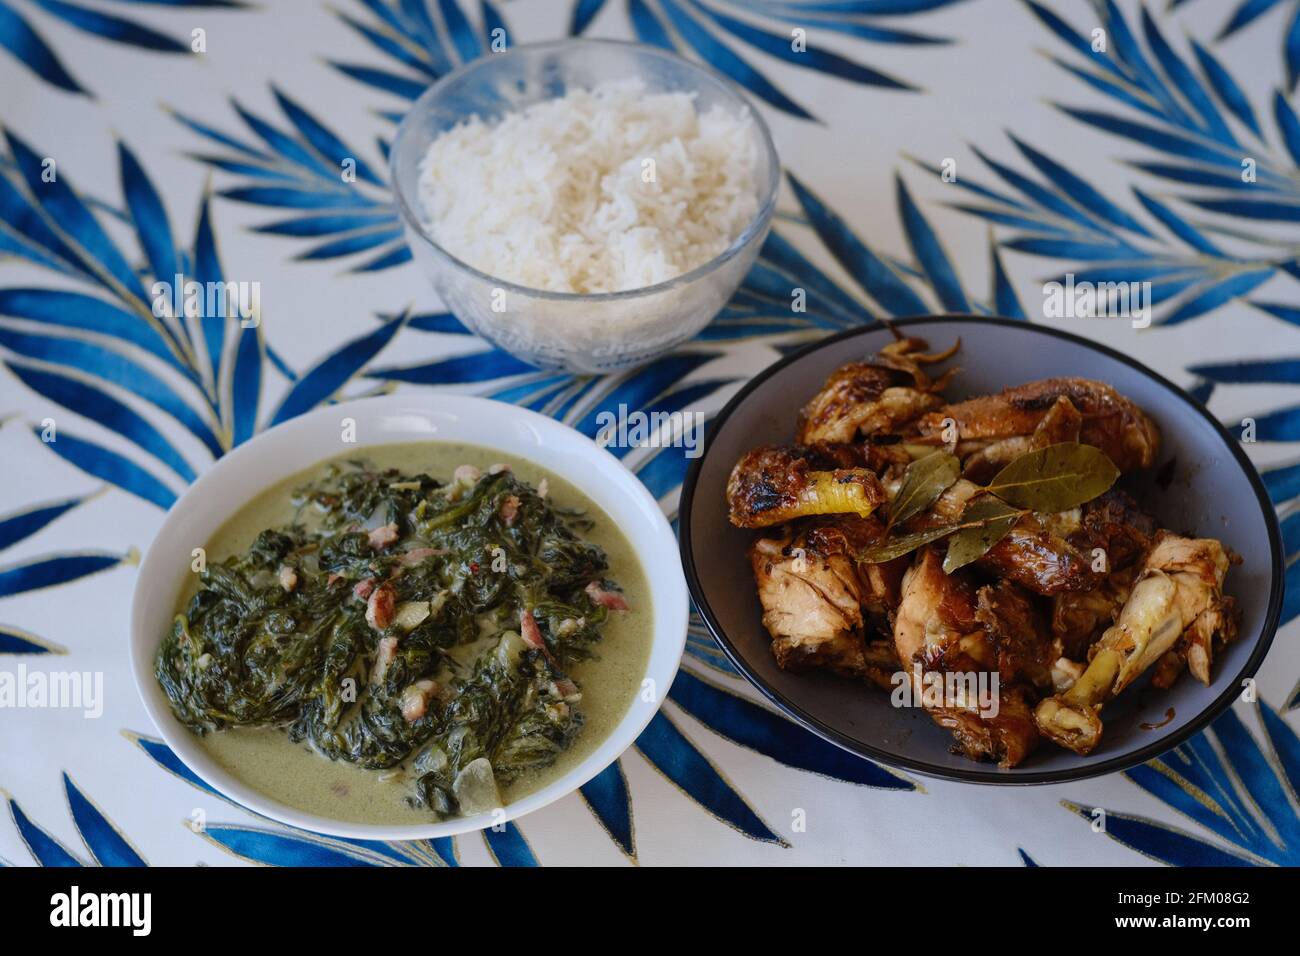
635;711;785;845
33;429;178;510
0;493;90;551
63;773;146;867
1071;701;1300;866
0;623;66;654
579;762;635;857
6;796;85;866
668;669;915;789
0;0;83;92
482;822;539;867
0;551;128;598
5;360;198;482
0;132;404;514
2;0;1298;868
574;0;963;118
0;0;244;95
270;312;408;425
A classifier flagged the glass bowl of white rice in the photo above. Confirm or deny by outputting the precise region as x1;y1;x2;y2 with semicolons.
390;39;779;373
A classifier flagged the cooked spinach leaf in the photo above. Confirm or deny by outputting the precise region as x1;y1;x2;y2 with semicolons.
155;461;624;818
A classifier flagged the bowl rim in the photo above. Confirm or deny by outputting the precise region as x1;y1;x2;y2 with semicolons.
679;314;1286;786
388;37;781;302
129;393;688;839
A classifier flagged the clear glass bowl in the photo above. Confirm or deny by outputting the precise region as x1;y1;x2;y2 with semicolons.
389;39;780;374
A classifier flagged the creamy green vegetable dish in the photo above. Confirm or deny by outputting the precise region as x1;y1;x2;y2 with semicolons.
156;443;651;824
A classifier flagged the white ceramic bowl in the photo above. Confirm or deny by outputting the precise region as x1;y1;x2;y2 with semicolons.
129;394;688;840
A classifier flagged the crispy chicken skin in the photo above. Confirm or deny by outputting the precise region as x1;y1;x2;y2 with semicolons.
796;338;957;445
1069;488;1158;571
1033;533;1238;754
917;378;1161;472
727;445;886;529
1041;489;1156;656
895;548;1042;767
992;488;1154;595
924;480;1101;595
925;485;1154;597
980;512;1101;596
800;516;908;617
975;579;1055;690
959;395;1083;483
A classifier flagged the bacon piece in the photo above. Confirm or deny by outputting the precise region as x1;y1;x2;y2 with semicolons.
371;635;397;685
586;581;629;611
500;495;521;526
520;608;545;648
353;578;375;600
366;582;395;630
368;523;399;551
400;679;438;722
398;547;446;567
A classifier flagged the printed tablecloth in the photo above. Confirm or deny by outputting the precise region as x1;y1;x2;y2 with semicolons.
2;0;1297;866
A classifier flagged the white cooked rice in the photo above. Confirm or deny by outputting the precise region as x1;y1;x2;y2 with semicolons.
415;79;760;295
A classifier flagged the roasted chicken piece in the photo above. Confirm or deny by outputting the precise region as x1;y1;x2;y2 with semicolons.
923;477;1096;593
926;477;981;521
727;445;886;529
975;579;1055;690
800;517;908;617
917;378;1161;473
921;479;1100;595
958;395;1082;483
894;548;1043;767
980;511;1102;596
750;534;867;677
920;482;1153;597
748;517;898;681
1033;533;1238;754
861;637;904;691
1050;563;1139;660
1046;489;1158;657
989;488;1157;598
1068;488;1158;571
796;338;957;445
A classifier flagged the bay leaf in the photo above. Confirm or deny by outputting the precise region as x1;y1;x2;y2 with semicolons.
942;497;1022;574
886;450;960;531
983;442;1119;512
859;523;961;564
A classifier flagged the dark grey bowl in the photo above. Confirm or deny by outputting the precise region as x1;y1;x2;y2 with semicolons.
680;316;1284;784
